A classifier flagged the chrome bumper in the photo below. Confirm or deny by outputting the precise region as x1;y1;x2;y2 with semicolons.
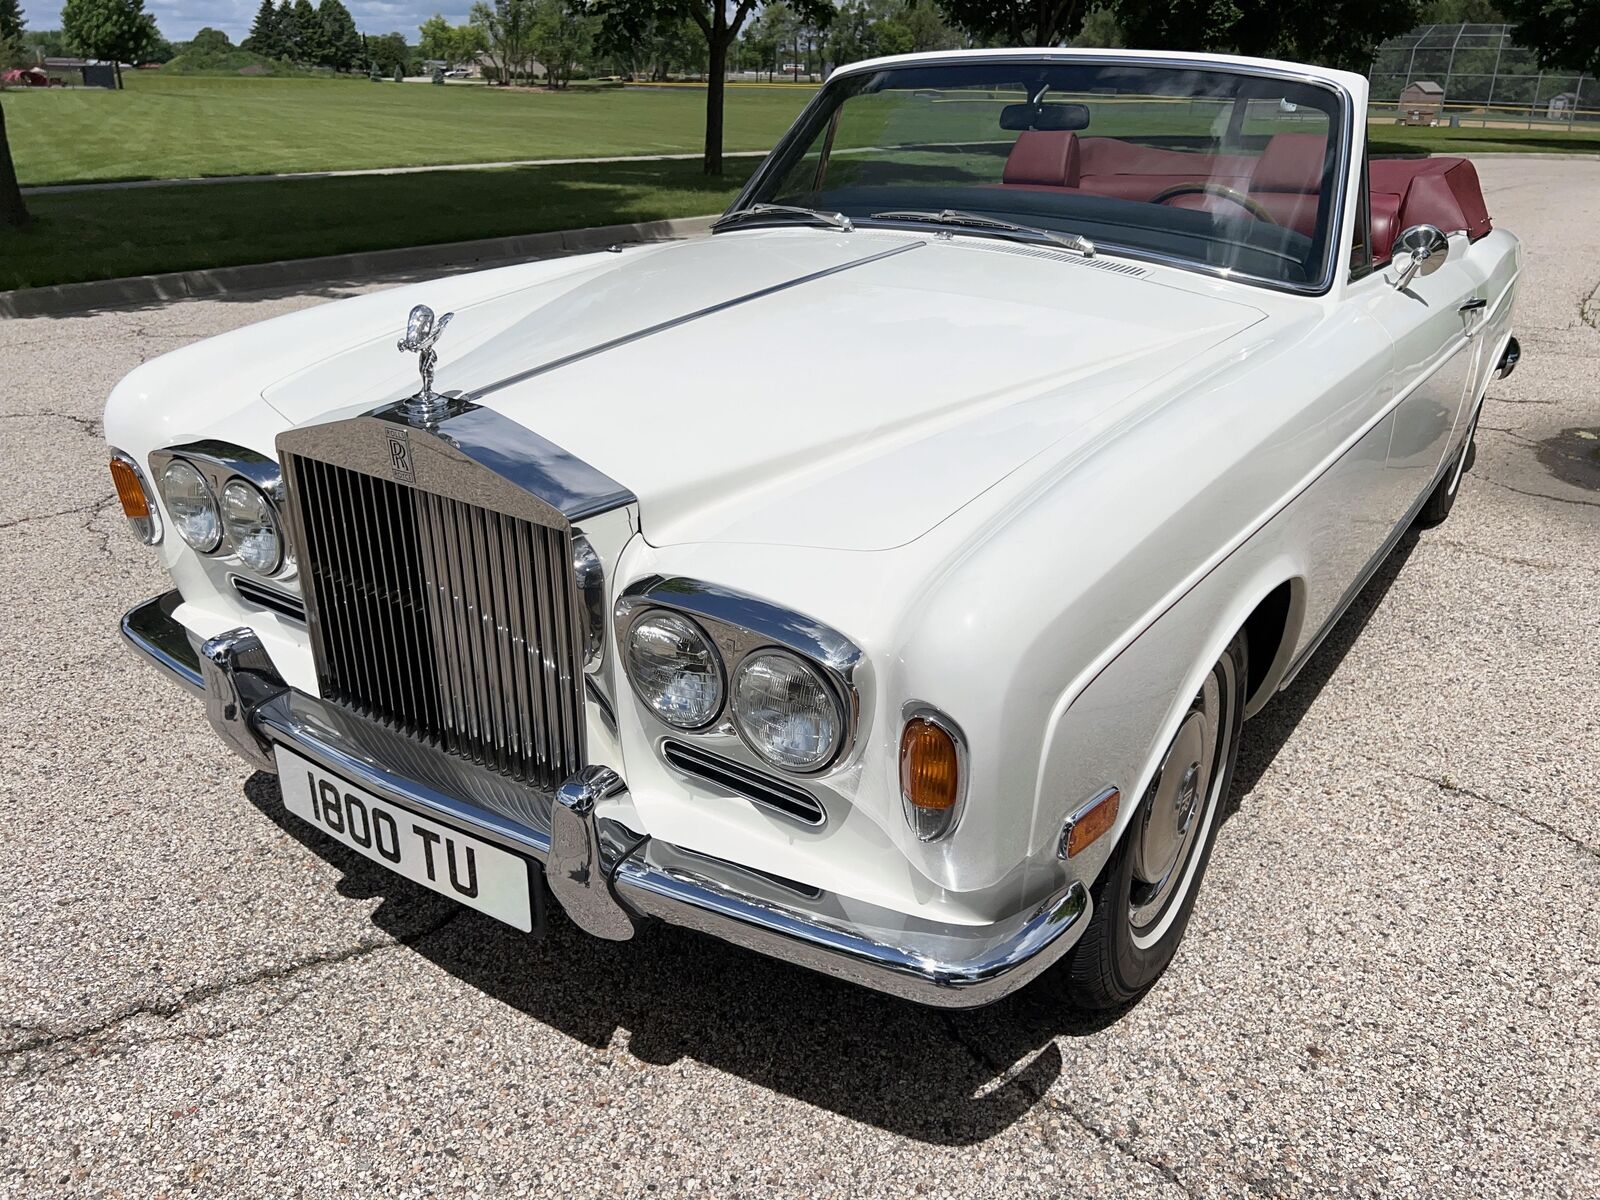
120;592;1090;1008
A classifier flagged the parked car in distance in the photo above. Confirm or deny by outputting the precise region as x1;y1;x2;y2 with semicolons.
108;49;1520;1011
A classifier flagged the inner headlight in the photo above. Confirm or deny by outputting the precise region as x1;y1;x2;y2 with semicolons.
625;611;724;729
732;651;843;773
158;459;221;552
220;479;282;574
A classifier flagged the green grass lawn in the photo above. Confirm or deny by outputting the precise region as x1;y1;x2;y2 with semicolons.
0;158;755;290
2;74;811;186
1366;121;1600;156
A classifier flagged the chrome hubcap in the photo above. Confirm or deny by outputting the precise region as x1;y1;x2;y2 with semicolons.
1130;669;1224;933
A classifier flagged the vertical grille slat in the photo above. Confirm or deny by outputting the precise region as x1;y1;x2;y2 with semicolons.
286;450;586;789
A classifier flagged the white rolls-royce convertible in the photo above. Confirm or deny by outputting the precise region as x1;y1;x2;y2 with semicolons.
108;49;1521;1010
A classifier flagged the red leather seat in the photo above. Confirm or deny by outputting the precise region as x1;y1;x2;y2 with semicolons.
1074;137;1253;203
1247;133;1327;238
1002;131;1080;188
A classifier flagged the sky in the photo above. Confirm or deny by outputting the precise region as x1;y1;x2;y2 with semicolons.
20;0;474;41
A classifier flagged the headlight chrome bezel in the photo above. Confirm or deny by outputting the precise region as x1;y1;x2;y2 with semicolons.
731;648;848;774
623;609;727;731
219;477;284;576
615;578;863;778
158;458;224;553
148;442;292;580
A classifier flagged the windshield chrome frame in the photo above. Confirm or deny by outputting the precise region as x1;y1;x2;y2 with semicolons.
726;53;1355;298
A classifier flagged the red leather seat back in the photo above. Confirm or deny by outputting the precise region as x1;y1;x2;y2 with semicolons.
1249;133;1327;194
1003;131;1081;188
1369;192;1402;264
1247;133;1328;238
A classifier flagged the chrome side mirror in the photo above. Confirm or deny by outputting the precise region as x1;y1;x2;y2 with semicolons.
1392;224;1449;290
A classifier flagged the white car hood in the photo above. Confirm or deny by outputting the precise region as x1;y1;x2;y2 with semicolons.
264;230;1265;550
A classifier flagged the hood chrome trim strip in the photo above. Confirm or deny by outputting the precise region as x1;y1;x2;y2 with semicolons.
465;239;926;402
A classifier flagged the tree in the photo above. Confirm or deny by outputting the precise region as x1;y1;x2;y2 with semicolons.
529;0;594;86
292;0;318;62
418;12;453;59
1109;0;1424;72
366;30;410;73
318;0;363;70
935;0;1087;46
471;0;534;84
1070;4;1121;45
245;0;282;58
1498;0;1600;76
189;26;232;53
0;99;27;228
274;0;299;61
594;0;835;175
0;0;23;43
60;0;160;86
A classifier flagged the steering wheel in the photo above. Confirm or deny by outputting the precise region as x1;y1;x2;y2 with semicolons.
1150;182;1278;225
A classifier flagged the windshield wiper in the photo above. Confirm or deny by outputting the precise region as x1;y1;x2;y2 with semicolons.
713;203;854;233
867;208;1094;257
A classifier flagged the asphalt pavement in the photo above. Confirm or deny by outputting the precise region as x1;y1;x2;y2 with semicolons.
1;157;1597;1198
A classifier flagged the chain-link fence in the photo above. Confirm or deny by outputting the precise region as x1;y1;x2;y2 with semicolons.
1369;23;1598;129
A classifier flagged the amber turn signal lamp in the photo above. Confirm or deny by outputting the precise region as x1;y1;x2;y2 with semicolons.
109;452;162;545
1061;788;1120;859
900;715;963;841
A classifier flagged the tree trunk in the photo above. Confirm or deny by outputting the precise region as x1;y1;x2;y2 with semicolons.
704;30;728;175
114;60;124;89
0;101;29;229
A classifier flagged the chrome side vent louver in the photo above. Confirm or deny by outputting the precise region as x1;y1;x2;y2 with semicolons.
230;575;306;623
661;740;827;827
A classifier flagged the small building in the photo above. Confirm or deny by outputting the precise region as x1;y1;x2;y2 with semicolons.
1397;80;1445;126
470;51;546;83
40;56;117;88
1547;92;1580;120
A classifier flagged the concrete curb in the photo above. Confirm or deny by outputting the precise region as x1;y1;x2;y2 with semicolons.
0;215;718;320
1460;151;1600;161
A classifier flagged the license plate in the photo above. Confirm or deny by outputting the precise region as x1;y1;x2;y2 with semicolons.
277;747;535;932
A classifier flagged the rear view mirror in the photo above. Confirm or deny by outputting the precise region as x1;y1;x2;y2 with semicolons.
999;103;1090;132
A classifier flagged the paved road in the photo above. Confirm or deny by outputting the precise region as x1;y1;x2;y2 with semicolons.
2;158;1597;1199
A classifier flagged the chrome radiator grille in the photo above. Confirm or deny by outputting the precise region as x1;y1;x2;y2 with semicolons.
284;453;586;789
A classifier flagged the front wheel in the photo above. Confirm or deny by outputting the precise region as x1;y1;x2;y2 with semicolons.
1061;630;1247;1010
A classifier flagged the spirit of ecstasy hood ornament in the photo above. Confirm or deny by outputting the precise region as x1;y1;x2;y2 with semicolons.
397;303;454;422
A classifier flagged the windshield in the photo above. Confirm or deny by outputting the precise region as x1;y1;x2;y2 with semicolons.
735;59;1348;291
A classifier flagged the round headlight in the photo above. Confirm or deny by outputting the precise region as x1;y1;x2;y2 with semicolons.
732;651;843;773
158;459;221;552
625;611;724;729
220;479;282;574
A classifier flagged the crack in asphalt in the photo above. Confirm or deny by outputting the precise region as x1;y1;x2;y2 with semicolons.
0;410;104;438
1360;754;1600;863
1477;475;1600;510
1424;535;1577;573
0;495;116;533
941;1017;1198;1198
2;912;462;1081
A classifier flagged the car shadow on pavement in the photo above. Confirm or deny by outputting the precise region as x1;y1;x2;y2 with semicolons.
240;770;1124;1144
233;530;1421;1145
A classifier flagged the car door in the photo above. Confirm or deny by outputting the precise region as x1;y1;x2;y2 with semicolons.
1368;236;1488;508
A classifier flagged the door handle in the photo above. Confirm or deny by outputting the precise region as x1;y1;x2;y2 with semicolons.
1459;297;1487;312
1459;296;1487;336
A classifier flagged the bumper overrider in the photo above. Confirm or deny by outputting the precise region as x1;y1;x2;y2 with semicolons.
122;592;1091;1007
